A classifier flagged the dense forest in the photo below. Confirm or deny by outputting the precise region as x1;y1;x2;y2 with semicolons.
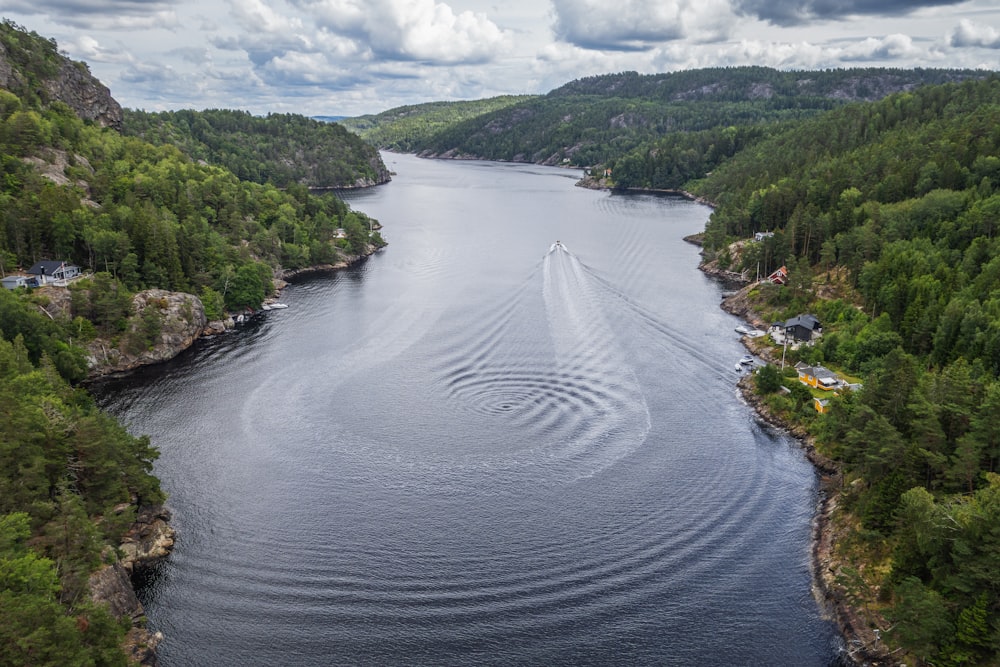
0;19;385;663
337;95;534;153
693;78;1000;665
123;108;390;189
343;67;986;170
1;22;384;308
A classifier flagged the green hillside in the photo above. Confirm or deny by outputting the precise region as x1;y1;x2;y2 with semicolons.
337;95;535;152
123;108;390;189
696;77;1000;665
398;67;986;169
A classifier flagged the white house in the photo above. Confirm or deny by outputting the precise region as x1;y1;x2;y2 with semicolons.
26;261;81;284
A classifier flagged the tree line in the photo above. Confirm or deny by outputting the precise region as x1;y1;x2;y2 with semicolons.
718;77;1000;664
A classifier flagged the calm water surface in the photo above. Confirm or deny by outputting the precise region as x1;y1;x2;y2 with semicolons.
95;154;843;665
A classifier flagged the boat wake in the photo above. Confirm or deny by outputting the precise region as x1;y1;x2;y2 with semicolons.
427;244;651;487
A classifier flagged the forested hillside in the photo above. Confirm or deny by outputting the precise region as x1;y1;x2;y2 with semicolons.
337;95;534;152
382;67;983;169
695;78;1000;665
1;24;383;308
0;20;385;663
123;108;390;189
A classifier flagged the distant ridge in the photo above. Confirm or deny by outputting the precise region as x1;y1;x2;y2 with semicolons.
355;66;989;168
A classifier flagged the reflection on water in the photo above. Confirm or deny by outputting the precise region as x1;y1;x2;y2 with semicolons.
95;154;843;666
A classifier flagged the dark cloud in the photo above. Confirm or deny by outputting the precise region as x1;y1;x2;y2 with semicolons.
733;0;965;26
4;0;174;14
3;0;178;29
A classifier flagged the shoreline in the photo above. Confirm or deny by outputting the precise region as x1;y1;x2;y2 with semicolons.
714;274;892;666
574;176;719;208
84;246;381;664
736;374;889;666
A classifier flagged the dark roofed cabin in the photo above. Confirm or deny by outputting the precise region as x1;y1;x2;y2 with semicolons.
26;261;81;284
784;314;822;342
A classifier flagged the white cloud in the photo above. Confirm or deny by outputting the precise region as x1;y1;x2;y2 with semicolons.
227;0;305;37
839;33;923;60
62;35;132;64
549;0;736;51
258;51;369;88
289;0;509;64
949;18;1000;48
651;35;930;71
119;61;179;84
694;40;829;69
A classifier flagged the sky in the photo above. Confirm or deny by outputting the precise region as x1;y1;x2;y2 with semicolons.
4;0;1000;116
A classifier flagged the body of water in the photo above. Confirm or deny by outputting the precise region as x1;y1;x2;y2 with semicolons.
95;154;842;665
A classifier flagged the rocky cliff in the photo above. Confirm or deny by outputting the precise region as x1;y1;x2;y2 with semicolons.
0;22;123;129
44;58;123;130
87;289;207;376
34;285;207;377
89;505;176;667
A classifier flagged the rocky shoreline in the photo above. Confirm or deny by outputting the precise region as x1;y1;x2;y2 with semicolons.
716;278;892;666
71;247;379;664
736;374;891;666
574;176;718;208
89;505;176;666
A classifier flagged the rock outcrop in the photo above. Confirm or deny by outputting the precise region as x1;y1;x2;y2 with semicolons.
89;561;164;666
43;58;122;130
87;290;207;376
89;561;145;626
119;505;176;566
0;28;122;130
89;505;175;667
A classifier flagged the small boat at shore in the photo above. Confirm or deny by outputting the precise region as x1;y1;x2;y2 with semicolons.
269;303;288;309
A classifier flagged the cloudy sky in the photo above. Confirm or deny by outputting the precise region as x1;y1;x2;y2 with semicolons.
4;0;1000;116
